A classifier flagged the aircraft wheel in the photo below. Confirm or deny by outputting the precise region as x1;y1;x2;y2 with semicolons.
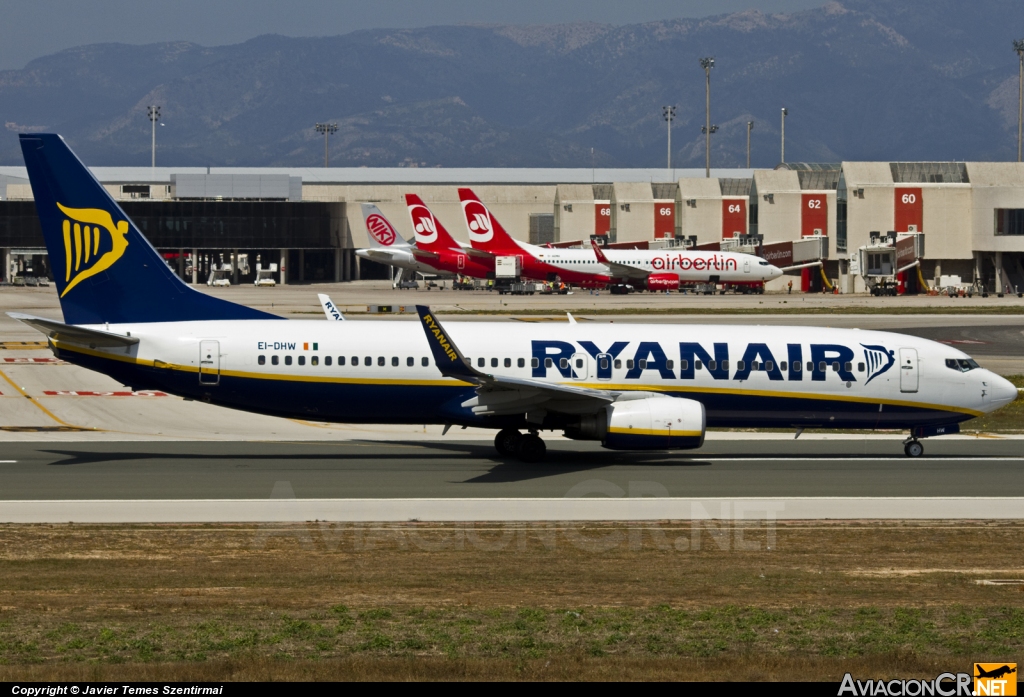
904;440;924;458
494;428;522;456
517;434;547;463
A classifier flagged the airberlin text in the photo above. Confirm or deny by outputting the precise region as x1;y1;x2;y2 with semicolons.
651;253;738;272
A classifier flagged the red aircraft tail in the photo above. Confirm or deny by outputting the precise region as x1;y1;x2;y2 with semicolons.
457;188;522;253
405;194;463;252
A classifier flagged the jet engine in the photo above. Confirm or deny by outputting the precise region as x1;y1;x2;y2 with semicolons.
564;396;705;450
645;273;680;291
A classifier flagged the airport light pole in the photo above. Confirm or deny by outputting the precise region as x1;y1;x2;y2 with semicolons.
315;122;338;167
146;106;161;167
780;107;788;163
700;57;717;178
1015;40;1024;162
662;105;676;169
746;120;754;168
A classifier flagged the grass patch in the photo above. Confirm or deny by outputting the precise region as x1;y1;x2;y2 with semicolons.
0;521;1023;676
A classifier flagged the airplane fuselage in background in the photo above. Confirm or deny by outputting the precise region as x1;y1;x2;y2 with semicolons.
51;319;1010;431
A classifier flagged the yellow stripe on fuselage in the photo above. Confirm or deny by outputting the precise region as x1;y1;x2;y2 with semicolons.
51;341;983;416
607;427;702;437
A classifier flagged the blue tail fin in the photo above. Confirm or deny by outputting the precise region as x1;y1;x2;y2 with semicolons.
19;133;280;324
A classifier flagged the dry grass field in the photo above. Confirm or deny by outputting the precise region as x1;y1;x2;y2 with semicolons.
0;521;1022;680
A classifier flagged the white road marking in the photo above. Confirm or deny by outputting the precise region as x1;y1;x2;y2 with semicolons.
696;457;1024;462
0;460;16;463
0;497;1022;523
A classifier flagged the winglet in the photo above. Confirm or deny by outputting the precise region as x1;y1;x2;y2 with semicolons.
317;294;344;321
415;305;482;382
590;238;610;265
566;312;577;325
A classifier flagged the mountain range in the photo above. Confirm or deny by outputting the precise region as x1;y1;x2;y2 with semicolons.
2;0;1023;168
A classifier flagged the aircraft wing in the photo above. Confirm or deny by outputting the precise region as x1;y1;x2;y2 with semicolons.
415;305;614;417
8;312;139;348
462;246;492;259
591;240;649;280
409;248;441;261
361;248;428;263
317;294;345;321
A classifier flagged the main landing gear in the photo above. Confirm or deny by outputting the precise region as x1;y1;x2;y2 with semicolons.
494;428;547;463
903;438;924;458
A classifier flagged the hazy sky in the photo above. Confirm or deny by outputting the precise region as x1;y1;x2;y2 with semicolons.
0;0;828;70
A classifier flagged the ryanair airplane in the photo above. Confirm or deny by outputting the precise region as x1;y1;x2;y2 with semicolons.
10;134;1017;461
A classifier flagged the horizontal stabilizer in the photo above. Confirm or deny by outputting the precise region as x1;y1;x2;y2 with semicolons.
8;312;139;348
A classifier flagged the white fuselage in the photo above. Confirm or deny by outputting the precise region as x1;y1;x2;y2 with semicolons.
522;241;781;283
56;319;1015;429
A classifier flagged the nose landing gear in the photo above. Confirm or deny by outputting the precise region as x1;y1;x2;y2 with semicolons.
903;438;924;458
493;428;547;462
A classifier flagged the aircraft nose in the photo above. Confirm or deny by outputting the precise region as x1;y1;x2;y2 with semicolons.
988;373;1019;408
770;264;783;280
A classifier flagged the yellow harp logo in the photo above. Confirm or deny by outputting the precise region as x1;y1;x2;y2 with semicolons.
56;203;130;297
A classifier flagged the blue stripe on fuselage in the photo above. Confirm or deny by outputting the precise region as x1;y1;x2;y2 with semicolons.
55;347;973;431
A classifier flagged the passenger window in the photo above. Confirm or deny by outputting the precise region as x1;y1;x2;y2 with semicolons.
285;356;293;366
807;361;814;372
422;357;429;367
339;356;346;366
407;357;414;367
626;360;634;370
781;361;788;371
708;360;717;371
765;361;773;371
600;358;609;370
736;361;745;371
638;359;647;369
478;357;486;368
844;362;852;372
694;360;702;370
365;356;372;366
518;358;525;368
666;360;674;370
559;358;569;369
575;358;583;368
298;356;305;366
350;356;357;366
751;361;759;370
271;355;279;365
504;358;511;368
858;362;864;372
325;356;332;366
392;357;398;367
377;356;384;366
258;355;266;365
491;358;498;368
818;361;826;372
832;361;840;372
679;359;688;371
793;361;801;372
532;358;539;368
614;359;622;369
545;358;553;368
311;356;319;366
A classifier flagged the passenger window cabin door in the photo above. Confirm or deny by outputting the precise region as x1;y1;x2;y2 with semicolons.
199;340;220;385
596;353;612;380
899;348;918;393
571;353;590;381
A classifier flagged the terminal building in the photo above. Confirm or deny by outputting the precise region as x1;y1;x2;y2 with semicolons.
1;161;1023;293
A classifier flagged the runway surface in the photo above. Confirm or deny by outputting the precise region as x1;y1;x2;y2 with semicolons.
1;438;1021;500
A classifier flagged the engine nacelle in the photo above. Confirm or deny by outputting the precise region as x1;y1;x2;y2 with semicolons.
645;273;680;291
564;396;705;450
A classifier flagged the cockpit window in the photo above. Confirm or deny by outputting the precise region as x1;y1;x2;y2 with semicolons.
945;358;980;372
759;261;769;266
